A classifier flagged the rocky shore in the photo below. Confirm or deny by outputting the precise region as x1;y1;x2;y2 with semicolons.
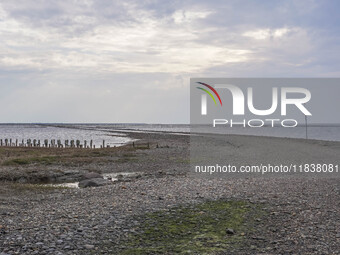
0;131;339;254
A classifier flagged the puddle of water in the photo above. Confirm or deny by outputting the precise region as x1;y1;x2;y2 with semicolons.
53;182;80;188
44;172;142;189
103;172;142;180
43;182;80;188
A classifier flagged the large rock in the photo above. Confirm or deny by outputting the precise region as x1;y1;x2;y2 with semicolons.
81;172;103;180
78;178;110;188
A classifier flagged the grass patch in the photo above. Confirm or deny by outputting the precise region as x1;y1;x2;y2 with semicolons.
2;156;58;166
0;182;68;197
118;200;264;254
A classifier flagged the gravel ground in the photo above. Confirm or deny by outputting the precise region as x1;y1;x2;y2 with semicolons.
0;132;339;254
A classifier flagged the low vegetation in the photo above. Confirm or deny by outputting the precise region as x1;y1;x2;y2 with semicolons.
118;200;265;254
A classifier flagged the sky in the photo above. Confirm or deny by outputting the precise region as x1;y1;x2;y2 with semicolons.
0;0;339;123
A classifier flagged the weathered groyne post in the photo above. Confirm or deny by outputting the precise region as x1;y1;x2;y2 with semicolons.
0;137;108;149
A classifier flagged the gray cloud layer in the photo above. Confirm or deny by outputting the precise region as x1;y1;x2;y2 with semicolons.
0;0;339;123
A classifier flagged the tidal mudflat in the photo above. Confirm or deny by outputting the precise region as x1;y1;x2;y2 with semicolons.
0;131;339;254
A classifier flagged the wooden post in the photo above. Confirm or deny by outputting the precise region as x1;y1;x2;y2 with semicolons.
0;139;2;146
33;139;37;147
44;139;48;147
103;140;105;148
9;139;12;146
90;140;93;149
84;140;87;149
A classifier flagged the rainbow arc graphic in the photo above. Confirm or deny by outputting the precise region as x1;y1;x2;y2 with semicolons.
196;82;222;106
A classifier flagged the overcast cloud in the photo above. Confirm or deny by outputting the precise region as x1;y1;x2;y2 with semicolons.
0;0;339;123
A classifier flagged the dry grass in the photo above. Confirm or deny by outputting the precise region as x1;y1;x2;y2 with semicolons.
0;144;150;167
0;181;68;198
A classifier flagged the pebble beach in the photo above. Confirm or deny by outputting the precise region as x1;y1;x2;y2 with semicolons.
0;131;339;254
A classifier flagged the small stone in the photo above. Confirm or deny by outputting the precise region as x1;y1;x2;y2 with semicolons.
226;228;235;235
85;244;95;249
78;178;111;188
252;236;265;240
81;172;103;180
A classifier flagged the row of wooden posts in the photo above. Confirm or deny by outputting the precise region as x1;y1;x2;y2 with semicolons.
0;138;107;148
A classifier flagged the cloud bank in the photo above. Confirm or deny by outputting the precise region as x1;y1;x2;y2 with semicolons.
0;0;339;123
